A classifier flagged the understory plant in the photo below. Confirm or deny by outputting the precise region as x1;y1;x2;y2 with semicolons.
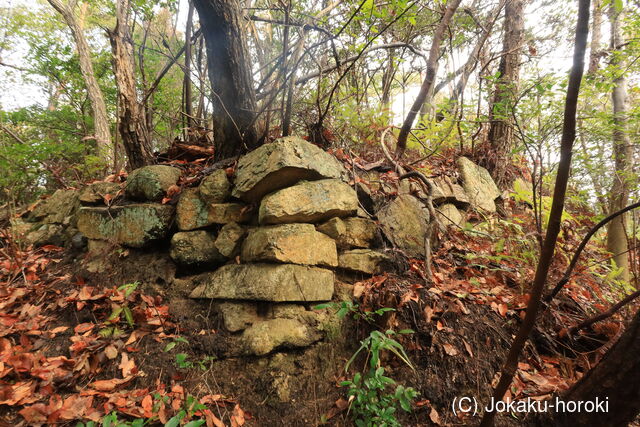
316;301;418;426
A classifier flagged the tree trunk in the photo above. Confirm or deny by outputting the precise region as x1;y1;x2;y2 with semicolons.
606;4;633;283
184;0;195;133
47;0;113;166
486;0;525;187
587;0;603;75
396;0;462;157
108;0;153;171
194;0;258;160
551;308;640;426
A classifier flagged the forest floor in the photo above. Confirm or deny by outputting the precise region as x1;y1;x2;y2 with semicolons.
0;147;636;426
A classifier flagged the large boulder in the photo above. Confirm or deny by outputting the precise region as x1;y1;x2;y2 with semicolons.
199;169;231;203
78;182;122;204
241;318;321;356
30;189;79;225
377;195;430;257
125;165;181;201
316;217;377;249
176;188;252;230
189;264;334;302
259;179;358;225
457;157;501;212
76;204;173;247
241;223;338;267
170;231;226;265
338;249;390;275
232;136;348;202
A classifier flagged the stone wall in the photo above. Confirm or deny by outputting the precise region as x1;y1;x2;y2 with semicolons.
10;137;503;357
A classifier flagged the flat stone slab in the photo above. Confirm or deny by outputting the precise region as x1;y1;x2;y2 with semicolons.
338;249;391;274
125;165;181;201
259;179;358;225
189;263;334;302
170;230;226;265
377;194;430;257
316;217;377;249
457;157;501;212
241;223;338;267
77;204;174;248
232;136;348;202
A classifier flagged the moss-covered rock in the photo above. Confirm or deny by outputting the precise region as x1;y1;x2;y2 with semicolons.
316;217;377;249
30;189;80;225
76;204;174;247
457;157;501;212
214;222;246;257
176;188;252;230
199;169;231;203
78;182;122;204
377;194;430;257
125;165;181;201
170;230;226;265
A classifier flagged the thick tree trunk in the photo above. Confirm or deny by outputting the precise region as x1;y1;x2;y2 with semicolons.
606;4;633;283
486;0;525;187
47;0;113;166
551;308;640;426
194;0;258;160
396;0;462;157
108;0;154;171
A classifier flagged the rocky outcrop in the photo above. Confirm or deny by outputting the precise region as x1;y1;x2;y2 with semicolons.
125;165;181;201
316;217;377;249
378;194;430;257
170;231;226;265
232;136;348;202
457;157;501;212
189;264;335;302
241;223;338;267
259;179;358;224
338;249;390;274
77;204;173;247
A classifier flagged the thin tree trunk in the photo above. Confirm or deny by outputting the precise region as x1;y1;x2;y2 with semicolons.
108;0;153;170
486;0;525;187
47;0;113;166
606;3;633;282
587;0;603;75
184;1;195;133
479;1;590;424
194;0;258;160
396;0;462;157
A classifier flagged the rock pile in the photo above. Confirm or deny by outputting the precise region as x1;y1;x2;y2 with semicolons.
11;136;504;356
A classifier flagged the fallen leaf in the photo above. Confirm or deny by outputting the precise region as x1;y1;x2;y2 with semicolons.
119;352;136;377
89;377;132;391
429;407;441;425
74;323;94;334
104;345;118;360
231;403;245;427
443;343;459;356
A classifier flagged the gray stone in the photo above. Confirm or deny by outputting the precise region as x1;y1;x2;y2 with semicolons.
435;203;464;229
76;204;174;247
377;195;430;257
241;223;338;267
338;249;391;274
241;318;321;356
457;157;501;212
316;217;377;249
199;169;231;203
25;223;65;247
125;165;181;201
189;263;334;302
30;189;80;225
232;136;348;202
215;222;246;257
431;176;470;207
170;231;226;265
259;179;358;225
217;302;260;332
79;182;122;204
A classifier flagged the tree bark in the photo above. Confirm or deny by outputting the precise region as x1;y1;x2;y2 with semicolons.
551;308;640;426
396;0;462;157
606;3;633;283
184;0;195;133
587;0;603;75
108;0;154;171
486;0;525;187
194;0;258;160
47;0;113;166
479;0;590;424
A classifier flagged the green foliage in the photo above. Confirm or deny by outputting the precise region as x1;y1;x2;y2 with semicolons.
162;336;214;371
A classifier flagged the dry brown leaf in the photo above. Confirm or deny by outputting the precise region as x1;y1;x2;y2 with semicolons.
443;343;459;356
89;377;132;391
119;352;136;377
429;407;441;425
104;345;118;360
